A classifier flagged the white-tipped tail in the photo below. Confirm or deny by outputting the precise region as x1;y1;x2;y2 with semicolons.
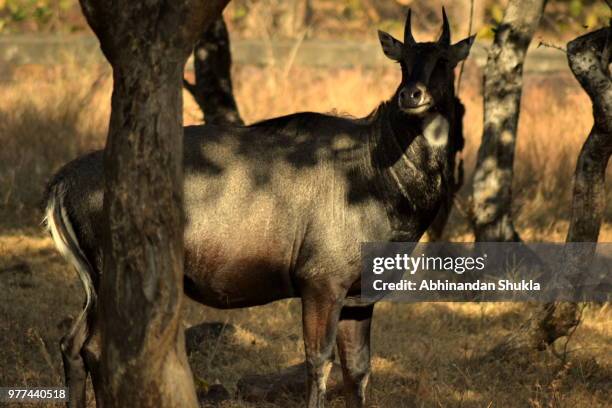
44;186;96;321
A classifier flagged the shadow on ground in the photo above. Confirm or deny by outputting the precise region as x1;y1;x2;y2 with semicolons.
1;230;610;407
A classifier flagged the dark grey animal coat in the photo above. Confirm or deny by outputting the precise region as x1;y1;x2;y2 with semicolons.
45;9;474;408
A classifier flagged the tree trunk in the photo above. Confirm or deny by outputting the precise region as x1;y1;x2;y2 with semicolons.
184;16;244;125
530;23;612;350
471;0;547;242
77;0;229;406
492;23;612;355
565;25;612;244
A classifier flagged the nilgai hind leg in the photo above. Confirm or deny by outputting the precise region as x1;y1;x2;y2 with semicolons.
336;305;374;408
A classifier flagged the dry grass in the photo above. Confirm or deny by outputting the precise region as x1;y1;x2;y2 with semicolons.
1;232;610;407
2;57;610;237
0;60;109;226
0;57;610;407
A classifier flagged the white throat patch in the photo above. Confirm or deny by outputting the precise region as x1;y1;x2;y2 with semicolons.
422;113;449;147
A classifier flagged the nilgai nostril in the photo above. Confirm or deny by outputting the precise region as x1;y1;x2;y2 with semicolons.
46;7;474;408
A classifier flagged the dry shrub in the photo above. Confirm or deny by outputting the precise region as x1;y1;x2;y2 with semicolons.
513;75;601;227
434;70;611;240
0;60;110;226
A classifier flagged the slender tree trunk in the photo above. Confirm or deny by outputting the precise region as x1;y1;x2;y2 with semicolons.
492;22;612;354
531;22;612;349
77;0;229;406
471;0;547;242
565;27;612;244
184;16;244;125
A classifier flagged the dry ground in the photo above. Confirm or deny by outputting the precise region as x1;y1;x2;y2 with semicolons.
0;58;611;407
1;231;610;407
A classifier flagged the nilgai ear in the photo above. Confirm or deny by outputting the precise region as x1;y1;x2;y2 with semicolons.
449;35;476;66
378;30;403;61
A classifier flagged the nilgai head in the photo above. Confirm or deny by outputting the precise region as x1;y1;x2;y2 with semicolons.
378;7;475;115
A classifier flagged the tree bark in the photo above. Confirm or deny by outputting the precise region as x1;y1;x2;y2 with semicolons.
77;0;229;406
531;23;612;349
565;25;612;244
471;0;547;242
184;16;244;125
491;23;612;355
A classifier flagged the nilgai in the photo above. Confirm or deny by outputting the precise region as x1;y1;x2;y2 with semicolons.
45;9;474;408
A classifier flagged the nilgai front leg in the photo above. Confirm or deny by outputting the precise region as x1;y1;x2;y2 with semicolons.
301;284;346;408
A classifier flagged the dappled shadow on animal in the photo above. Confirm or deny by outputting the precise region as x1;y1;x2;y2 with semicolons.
44;7;474;408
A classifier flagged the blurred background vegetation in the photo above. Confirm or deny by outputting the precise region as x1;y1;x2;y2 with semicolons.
0;2;611;407
0;0;609;40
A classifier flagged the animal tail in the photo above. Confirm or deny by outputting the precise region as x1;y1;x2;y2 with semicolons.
43;183;97;323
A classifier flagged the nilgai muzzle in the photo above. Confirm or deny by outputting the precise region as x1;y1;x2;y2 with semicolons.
44;8;474;408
